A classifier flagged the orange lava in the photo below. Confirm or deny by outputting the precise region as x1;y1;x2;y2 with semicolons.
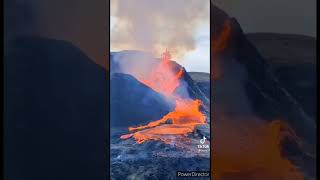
212;117;304;180
212;19;232;55
212;19;232;80
120;49;207;145
142;49;184;96
120;125;194;144
128;99;205;132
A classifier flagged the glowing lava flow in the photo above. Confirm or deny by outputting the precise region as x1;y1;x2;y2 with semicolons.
211;15;305;179
141;49;184;97
120;49;206;145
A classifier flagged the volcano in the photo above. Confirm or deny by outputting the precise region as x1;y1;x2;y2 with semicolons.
211;4;316;180
110;73;174;127
111;49;209;144
110;49;211;178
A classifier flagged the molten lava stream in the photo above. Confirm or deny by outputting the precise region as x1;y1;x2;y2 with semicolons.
121;99;206;144
210;18;305;179
120;49;207;145
128;99;205;132
212;119;304;180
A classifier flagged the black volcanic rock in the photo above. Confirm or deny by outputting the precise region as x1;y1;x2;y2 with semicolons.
4;37;108;180
178;68;210;109
246;33;317;118
189;72;210;98
110;73;174;127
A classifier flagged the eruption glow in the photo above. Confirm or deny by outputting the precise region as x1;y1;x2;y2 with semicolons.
141;50;184;96
120;49;207;145
211;15;305;179
212;118;304;180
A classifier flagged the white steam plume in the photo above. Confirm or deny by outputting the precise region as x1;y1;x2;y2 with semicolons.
111;0;209;58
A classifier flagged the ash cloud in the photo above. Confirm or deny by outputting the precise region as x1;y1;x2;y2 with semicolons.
111;0;209;58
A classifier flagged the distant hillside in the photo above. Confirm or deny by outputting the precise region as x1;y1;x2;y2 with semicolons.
188;72;210;82
246;33;316;64
246;33;317;118
189;72;210;98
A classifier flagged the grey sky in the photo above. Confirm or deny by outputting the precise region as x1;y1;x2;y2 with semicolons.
213;0;316;37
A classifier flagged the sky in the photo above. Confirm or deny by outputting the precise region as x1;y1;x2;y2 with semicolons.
110;0;210;73
6;0;315;72
214;0;316;37
180;24;210;73
111;17;210;73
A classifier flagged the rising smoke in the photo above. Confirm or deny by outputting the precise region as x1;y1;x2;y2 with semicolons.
111;0;209;58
